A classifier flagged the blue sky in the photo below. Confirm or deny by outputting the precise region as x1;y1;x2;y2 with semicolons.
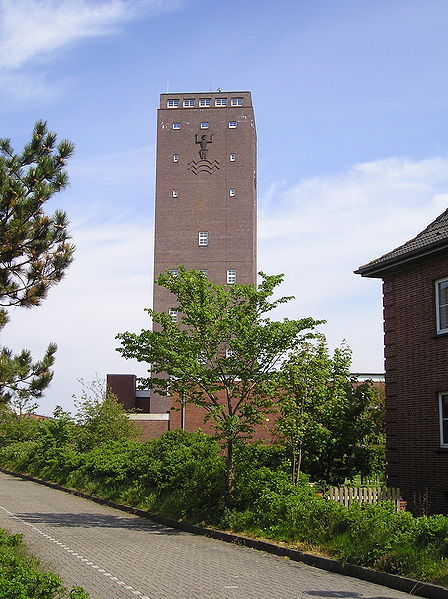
2;0;448;414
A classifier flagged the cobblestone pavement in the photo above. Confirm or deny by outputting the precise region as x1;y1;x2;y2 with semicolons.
0;472;415;599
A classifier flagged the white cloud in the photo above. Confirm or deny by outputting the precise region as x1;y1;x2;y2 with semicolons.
259;156;448;372
2;216;154;415
0;0;180;70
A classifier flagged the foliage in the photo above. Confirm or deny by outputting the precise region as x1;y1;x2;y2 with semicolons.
1;430;448;585
0;120;75;406
116;268;320;498
72;380;139;452
0;527;93;598
276;336;385;485
0;405;42;447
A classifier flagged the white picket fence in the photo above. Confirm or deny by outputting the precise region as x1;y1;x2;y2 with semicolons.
325;486;405;511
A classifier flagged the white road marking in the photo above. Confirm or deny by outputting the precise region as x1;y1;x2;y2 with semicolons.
0;503;152;599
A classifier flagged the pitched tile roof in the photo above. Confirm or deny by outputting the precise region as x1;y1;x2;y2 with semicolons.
356;208;448;277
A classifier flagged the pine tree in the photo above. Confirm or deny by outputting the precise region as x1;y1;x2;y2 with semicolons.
0;120;75;405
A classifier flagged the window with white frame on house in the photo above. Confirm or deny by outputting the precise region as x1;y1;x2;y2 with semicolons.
173;154;179;162
170;269;179;276
436;277;448;333
172;189;179;198
229;153;236;162
439;392;448;447
199;98;211;107
228;121;237;128
215;98;227;106
227;269;236;284
198;231;208;246
229;188;236;196
198;269;208;277
231;97;243;106
225;348;233;358
169;309;178;323
172;122;181;129
200;122;209;129
167;99;179;108
183;99;195;107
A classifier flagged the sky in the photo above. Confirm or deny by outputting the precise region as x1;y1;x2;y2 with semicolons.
2;0;448;414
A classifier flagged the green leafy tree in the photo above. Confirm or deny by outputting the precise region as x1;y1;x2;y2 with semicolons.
277;336;382;486
275;334;331;485
73;379;139;452
116;268;320;499
0;120;75;405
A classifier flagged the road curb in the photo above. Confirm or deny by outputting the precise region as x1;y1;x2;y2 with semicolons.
1;467;447;599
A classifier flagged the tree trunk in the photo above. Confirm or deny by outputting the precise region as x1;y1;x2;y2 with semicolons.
226;439;235;505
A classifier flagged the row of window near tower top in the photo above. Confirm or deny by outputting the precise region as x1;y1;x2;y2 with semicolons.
172;121;237;129
167;98;244;108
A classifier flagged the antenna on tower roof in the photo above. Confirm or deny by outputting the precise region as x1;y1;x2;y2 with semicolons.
166;81;170;93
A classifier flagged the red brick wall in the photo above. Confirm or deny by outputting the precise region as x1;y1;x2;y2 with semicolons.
131;420;169;441
382;255;448;514
168;390;278;443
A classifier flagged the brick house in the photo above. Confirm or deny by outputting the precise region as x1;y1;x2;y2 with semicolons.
356;209;448;514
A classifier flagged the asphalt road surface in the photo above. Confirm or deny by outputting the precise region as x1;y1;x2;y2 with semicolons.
0;472;416;599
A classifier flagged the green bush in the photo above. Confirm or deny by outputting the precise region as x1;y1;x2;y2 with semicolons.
0;528;92;599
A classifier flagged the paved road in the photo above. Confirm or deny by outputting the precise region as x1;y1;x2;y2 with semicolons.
0;472;415;599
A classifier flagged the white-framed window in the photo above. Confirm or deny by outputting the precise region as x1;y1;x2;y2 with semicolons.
439;392;448;448
169;309;178;323
231;97;243;106
172;122;181;129
167;99;179;108
229;153;236;162
228;121;237;128
173;154;179;163
183;99;195;107
172;189;179;198
199;98;211;107
170;269;179;277
436;277;448;333
200;122;209;129
198;231;208;246
198;269;208;277
229;188;236;197
225;348;233;358
227;269;236;284
215;98;227;106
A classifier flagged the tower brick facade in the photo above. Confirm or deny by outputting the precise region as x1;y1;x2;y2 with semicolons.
153;91;257;315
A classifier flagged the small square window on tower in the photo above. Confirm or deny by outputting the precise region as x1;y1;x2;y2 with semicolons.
231;97;243;106
183;99;195;107
227;269;236;284
229;153;236;162
215;98;227;106
198;231;208;246
172;122;181;129
173;154;179;162
199;98;211;107
169;309;178;323
229;188;236;197
228;121;237;129
167;99;179;108
200;122;209;129
172;189;179;198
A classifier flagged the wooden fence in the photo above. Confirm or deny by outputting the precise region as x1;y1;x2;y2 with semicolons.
325;486;406;511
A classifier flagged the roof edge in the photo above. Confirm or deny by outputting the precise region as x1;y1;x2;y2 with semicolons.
355;239;448;278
